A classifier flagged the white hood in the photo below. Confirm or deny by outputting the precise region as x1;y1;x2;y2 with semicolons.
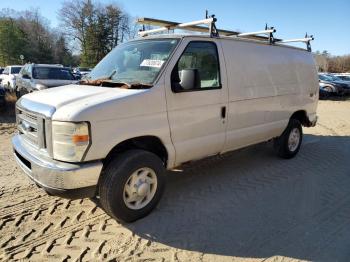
23;84;144;108
20;84;147;121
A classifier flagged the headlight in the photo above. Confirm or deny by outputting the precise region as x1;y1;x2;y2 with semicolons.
52;121;90;162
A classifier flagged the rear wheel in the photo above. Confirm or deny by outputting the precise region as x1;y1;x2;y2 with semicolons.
99;149;165;222
273;119;303;159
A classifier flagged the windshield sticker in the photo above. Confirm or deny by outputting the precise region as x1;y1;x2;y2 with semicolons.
140;59;164;68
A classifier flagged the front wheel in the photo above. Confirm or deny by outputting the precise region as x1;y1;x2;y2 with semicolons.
273;119;303;159
99;150;165;222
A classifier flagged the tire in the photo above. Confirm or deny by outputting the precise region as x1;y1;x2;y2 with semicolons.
273;119;303;159
99;149;166;222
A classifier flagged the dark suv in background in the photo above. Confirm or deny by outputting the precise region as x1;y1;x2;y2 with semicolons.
318;73;350;95
16;64;78;97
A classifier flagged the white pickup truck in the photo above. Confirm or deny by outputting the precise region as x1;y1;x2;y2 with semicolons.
0;65;22;91
12;23;318;222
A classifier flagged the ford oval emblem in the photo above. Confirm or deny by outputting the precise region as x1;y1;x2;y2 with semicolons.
22;121;31;131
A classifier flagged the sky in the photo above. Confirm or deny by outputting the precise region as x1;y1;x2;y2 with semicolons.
0;0;349;55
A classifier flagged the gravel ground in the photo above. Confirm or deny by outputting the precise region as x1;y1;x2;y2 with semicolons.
0;97;350;261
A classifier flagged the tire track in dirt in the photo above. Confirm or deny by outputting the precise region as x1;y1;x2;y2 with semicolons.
1;100;350;261
0;195;118;261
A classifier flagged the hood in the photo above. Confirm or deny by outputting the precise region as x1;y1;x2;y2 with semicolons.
20;84;146;117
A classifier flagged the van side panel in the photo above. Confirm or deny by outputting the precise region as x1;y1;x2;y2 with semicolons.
220;39;318;152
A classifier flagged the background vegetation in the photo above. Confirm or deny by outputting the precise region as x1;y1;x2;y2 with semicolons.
0;0;134;67
314;51;350;73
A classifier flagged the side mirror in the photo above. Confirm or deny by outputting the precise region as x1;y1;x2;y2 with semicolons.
171;69;200;92
22;74;31;79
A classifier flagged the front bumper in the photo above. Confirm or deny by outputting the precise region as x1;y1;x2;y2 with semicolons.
12;135;103;198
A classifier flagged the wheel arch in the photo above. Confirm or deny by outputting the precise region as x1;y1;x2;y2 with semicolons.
103;135;169;168
290;110;313;127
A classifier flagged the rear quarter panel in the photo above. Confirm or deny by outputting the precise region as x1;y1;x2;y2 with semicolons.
220;38;318;152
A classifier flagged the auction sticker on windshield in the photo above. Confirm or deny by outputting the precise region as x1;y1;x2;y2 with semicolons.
140;59;164;68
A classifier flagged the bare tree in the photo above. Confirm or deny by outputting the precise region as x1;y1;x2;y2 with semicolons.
58;0;131;67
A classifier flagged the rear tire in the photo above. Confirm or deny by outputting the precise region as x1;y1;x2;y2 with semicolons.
99;149;165;222
273;119;302;159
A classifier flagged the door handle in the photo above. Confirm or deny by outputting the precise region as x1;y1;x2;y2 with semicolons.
221;106;226;119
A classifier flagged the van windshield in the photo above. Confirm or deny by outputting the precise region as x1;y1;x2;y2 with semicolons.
87;39;179;86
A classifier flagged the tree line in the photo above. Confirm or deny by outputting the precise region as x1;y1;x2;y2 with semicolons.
2;1;349;72
314;51;350;73
0;9;76;66
0;0;134;68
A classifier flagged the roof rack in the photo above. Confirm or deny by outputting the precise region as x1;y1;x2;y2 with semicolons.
137;11;314;51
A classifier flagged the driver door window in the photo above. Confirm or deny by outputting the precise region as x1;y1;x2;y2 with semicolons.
172;41;221;91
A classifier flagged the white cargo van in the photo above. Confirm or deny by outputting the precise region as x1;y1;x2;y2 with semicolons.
12;17;318;222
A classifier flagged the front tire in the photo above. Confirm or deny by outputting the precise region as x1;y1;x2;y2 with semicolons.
99;150;165;222
273;119;303;159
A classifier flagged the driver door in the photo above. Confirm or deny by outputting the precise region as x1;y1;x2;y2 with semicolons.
164;38;228;166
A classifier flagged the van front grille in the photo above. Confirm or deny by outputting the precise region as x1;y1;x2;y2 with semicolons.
17;107;45;149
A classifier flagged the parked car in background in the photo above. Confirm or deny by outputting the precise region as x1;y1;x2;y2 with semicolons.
333;74;350;81
318;74;350;95
319;82;335;98
73;67;92;78
0;65;22;92
16;64;78;97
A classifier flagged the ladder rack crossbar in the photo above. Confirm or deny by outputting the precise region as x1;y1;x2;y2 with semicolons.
138;18;215;37
237;29;275;37
278;37;314;44
177;18;214;28
138;26;170;36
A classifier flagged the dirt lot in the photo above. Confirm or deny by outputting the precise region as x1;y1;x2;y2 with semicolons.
0;96;350;261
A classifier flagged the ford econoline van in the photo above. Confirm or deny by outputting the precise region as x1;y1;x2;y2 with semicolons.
12;18;318;222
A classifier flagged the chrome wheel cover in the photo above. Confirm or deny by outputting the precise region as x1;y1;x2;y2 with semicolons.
123;167;158;210
288;128;300;152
